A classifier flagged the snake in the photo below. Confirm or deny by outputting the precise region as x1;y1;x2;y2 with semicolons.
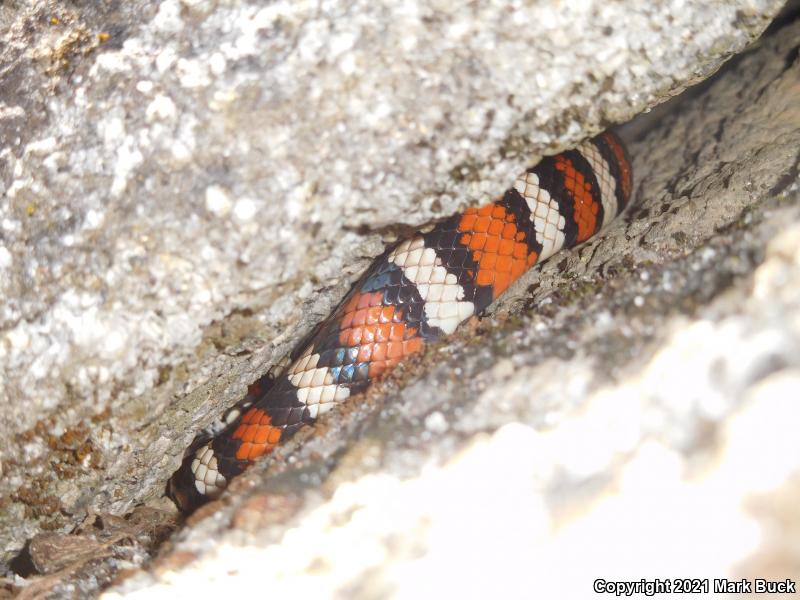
168;130;633;511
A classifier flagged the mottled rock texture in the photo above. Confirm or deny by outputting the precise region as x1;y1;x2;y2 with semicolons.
107;14;800;600
0;0;791;587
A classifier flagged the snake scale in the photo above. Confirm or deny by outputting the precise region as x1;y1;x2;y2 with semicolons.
169;130;633;511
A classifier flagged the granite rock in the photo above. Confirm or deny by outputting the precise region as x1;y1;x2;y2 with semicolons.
0;0;790;581
104;12;800;600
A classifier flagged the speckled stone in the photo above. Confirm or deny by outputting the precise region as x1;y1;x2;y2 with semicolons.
102;15;800;600
0;0;788;574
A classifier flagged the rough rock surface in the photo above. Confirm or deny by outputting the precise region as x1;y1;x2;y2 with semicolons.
1;0;787;572
100;16;800;599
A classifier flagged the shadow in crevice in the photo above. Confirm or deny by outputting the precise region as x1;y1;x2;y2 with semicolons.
8;540;37;578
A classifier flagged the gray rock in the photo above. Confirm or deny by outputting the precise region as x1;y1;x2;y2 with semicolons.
105;15;800;599
0;0;788;577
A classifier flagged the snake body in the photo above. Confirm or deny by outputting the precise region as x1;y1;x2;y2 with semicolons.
169;130;633;511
